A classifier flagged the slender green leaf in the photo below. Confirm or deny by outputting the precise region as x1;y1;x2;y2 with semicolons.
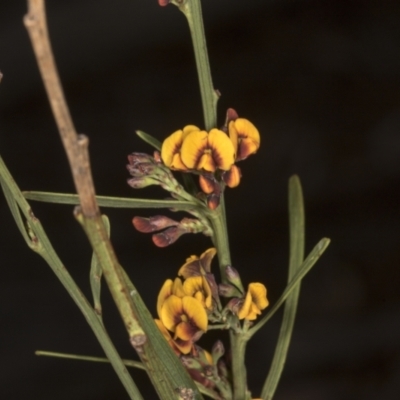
36;350;221;399
247;237;330;339
0;156;144;400
23;191;198;209
36;350;145;370
136;130;162;150
261;175;305;399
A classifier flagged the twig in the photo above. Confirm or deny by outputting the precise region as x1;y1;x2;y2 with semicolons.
24;0;98;217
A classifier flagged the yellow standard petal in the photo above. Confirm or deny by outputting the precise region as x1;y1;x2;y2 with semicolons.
182;296;208;332
237;282;269;320
248;282;269;310
207;128;235;171
157;279;173;319
223;164;241;188
160;295;183;332
172;277;186;298
181;129;235;172
229;118;260;161
178;247;217;278
154;319;192;354
237;290;253;320
183;276;213;310
161;126;200;170
161;129;184;168
180;130;208;170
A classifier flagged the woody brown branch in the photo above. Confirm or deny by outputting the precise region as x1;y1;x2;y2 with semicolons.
23;0;98;217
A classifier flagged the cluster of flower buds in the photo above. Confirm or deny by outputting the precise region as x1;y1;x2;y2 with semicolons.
154;248;269;397
181;343;231;397
132;215;212;247
160;108;260;209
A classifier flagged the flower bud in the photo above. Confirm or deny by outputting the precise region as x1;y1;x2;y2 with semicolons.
127;176;158;189
199;174;216;194
152;226;185;247
211;340;225;364
132;215;178;233
127;152;153;165
219;283;242;298
207;193;220;210
158;0;169;6
225;265;244;293
181;356;202;370
226;297;243;314
221;108;239;133
223;165;241;188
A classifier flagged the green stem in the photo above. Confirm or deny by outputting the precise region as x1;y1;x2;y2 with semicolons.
229;331;248;400
207;206;231;283
177;0;218;130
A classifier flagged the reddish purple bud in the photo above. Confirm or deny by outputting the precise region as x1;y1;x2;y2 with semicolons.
152;226;185;247
127;153;153;165
212;340;225;362
219;283;241;298
207;193;220;210
127;176;158;189
181;356;202;370
199;174;216;194
221;108;239;133
226;297;243;314
158;0;169;6
225;265;244;292
132;215;179;233
153;151;162;163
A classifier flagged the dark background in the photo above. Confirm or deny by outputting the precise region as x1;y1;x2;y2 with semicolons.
1;0;400;399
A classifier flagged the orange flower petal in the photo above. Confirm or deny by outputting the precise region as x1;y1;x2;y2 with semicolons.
172;277;186;298
197;153;216;172
208;128;235;171
170;153;187;170
182;296;208;332
248;282;269;310
223;164;241;188
161;129;184;167
175;321;197;341
237;290;252;320
157;279;173;319
181;130;208;170
229;118;260;161
154;319;192;354
182;125;200;137
183;276;213;310
178;248;217;278
199;174;216;194
161;295;183;332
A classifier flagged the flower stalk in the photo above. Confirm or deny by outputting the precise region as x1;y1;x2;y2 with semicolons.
174;0;218;130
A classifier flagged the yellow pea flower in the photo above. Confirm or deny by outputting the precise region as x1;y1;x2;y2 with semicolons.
181;128;235;172
229;118;260;161
161;125;200;170
183;276;213;310
160;295;208;341
157;278;185;318
237;282;269;320
178;247;217;278
154;319;192;355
